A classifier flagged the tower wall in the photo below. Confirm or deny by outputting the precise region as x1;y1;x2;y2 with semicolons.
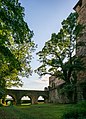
74;0;86;83
74;0;86;101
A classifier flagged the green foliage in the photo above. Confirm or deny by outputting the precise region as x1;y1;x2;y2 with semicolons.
0;86;5;99
77;100;86;108
0;103;86;119
62;109;86;119
62;101;86;119
79;82;86;99
36;12;84;85
60;84;75;94
0;0;35;91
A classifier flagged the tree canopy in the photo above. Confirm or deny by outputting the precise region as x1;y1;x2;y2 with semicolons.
0;0;35;91
36;12;84;85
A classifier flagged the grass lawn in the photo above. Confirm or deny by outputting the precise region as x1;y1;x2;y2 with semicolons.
0;102;86;119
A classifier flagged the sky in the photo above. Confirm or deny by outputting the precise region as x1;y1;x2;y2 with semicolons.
17;0;79;90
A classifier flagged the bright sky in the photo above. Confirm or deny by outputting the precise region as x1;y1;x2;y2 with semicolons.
17;0;78;90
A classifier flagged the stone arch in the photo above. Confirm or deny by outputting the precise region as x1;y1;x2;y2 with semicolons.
37;96;45;104
37;95;48;104
4;94;16;105
6;89;49;105
20;95;32;105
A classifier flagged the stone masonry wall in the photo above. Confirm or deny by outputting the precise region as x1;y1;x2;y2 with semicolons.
74;0;86;101
49;76;74;103
75;0;86;83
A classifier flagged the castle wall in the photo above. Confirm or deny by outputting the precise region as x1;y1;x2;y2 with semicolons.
49;76;74;103
74;0;86;101
74;0;86;83
49;88;70;104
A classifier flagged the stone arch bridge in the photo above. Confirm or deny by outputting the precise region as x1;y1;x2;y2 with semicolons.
5;89;49;105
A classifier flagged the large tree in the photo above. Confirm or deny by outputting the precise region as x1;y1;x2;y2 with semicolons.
36;12;84;85
0;0;35;99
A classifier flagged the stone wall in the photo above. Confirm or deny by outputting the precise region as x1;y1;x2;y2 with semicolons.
49;86;70;104
49;76;65;88
49;76;74;103
74;0;86;101
74;0;86;83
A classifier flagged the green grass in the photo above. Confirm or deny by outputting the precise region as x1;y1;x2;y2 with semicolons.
0;102;86;119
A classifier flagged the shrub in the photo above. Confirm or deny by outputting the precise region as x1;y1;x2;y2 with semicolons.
62;109;86;119
77;101;86;108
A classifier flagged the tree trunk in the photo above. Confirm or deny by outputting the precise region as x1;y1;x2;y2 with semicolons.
0;99;2;106
74;86;77;103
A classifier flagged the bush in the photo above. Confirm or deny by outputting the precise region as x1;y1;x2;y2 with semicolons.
62;109;86;119
0;104;3;107
77;101;86;108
